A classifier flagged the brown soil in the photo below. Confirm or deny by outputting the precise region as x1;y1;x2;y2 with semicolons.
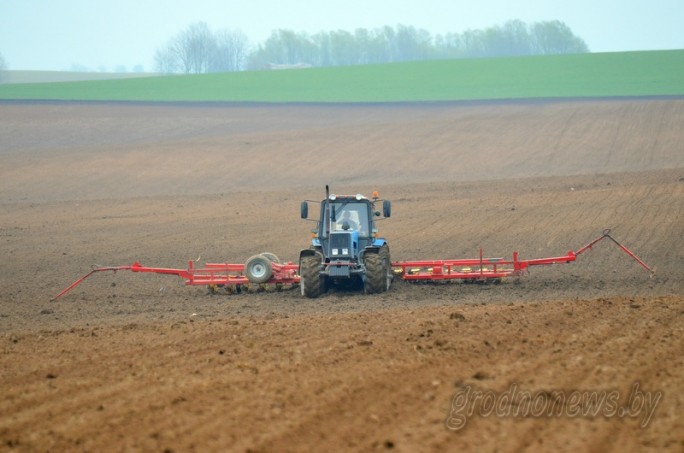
1;99;682;452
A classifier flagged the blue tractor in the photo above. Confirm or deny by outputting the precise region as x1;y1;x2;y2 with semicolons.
299;186;392;297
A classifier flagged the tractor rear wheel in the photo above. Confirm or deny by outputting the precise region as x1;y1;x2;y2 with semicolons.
364;252;390;294
300;256;323;298
244;254;273;284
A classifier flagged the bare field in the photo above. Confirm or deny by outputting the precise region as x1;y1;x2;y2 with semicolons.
0;100;683;452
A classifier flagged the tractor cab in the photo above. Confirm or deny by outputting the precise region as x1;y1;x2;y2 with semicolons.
321;199;368;266
301;192;390;260
321;198;373;254
331;205;364;233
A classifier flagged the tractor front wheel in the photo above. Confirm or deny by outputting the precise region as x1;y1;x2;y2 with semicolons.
364;252;390;294
300;256;323;298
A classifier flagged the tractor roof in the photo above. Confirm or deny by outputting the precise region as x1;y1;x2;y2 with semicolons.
327;193;372;201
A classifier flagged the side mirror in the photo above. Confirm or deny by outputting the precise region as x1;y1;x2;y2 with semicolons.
374;210;381;217
383;200;391;218
300;201;308;219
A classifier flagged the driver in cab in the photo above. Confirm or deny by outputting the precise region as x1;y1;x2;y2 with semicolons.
338;210;358;231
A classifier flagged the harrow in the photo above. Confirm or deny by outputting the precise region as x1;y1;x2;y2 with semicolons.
393;229;653;282
52;229;653;301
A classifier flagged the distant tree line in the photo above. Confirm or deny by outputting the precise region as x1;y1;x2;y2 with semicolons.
154;22;249;74
154;20;589;74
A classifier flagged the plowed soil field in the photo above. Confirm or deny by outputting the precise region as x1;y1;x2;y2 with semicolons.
1;99;683;452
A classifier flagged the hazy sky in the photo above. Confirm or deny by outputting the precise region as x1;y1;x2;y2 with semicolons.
1;0;683;71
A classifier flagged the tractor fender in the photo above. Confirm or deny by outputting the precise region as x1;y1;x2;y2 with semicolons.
360;245;380;261
372;238;387;247
299;248;324;263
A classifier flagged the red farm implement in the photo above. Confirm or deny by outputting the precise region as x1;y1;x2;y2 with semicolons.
52;257;300;301
393;229;653;283
52;229;653;301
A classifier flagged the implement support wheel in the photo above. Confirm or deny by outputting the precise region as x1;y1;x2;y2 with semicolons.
244;254;273;284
